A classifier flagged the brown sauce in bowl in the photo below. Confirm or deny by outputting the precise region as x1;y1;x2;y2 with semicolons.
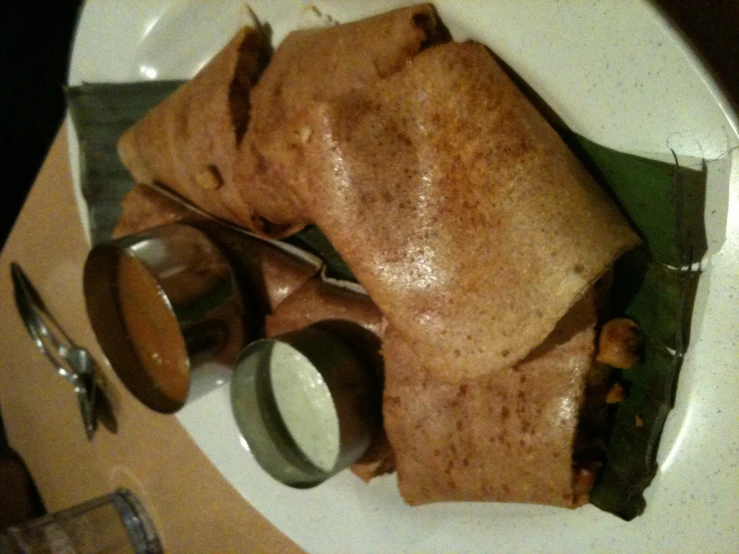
117;252;190;405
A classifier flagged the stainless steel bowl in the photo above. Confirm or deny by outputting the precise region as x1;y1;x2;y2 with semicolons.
84;223;249;413
231;326;381;488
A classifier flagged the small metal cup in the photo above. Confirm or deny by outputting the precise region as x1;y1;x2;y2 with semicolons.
231;326;381;488
84;223;249;413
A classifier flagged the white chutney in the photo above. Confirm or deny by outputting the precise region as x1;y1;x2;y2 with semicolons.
268;342;341;472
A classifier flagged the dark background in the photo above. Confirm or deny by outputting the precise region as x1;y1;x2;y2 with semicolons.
2;1;83;247
1;0;738;250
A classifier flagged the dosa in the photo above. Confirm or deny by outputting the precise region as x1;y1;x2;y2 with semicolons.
117;27;269;231
234;2;446;233
114;8;641;508
261;41;640;381
118;5;447;237
252;39;638;505
383;290;608;507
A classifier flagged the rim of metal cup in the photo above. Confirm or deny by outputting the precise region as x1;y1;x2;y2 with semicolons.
3;489;163;554
231;326;381;488
83;223;245;413
110;489;163;554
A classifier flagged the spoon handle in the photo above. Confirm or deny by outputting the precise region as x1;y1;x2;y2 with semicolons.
10;262;97;439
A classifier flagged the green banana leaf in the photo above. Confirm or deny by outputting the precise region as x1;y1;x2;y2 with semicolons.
66;81;185;244
285;225;357;282
65;82;708;521
569;136;706;520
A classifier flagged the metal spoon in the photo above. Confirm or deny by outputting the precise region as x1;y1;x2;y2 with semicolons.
11;262;98;440
64;346;98;440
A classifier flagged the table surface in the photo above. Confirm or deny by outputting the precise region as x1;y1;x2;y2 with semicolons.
0;126;302;553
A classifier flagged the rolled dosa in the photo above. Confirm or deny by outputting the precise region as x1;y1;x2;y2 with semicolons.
113;184;195;239
231;3;448;232
383;289;605;507
117;27;270;231
264;41;640;381
265;277;384;338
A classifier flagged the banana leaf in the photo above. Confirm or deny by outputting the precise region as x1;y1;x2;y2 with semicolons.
568;136;706;520
285;225;357;282
66;81;185;244
65;82;708;520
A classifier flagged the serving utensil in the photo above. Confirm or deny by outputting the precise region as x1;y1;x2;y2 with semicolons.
84;223;250;413
231;326;381;488
11;262;98;440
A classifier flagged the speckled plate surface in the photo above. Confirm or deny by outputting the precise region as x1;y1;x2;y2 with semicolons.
68;1;739;552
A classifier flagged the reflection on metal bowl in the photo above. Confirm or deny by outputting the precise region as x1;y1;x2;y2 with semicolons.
84;223;249;413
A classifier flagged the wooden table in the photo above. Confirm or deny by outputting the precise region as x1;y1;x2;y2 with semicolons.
0;126;302;553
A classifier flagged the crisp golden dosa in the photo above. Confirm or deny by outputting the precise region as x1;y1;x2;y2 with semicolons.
118;7;447;237
113;7;641;508
117;27;269;231
113;185;195;239
198;223;319;314
265;277;394;481
384;290;604;507
265;41;640;381
231;4;448;232
265;277;384;338
112;186;318;314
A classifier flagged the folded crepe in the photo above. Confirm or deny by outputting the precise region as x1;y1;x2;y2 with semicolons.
232;2;447;232
117;27;271;232
118;5;447;237
383;289;609;507
115;8;640;508
265;278;394;482
265;277;384;338
263;41;640;381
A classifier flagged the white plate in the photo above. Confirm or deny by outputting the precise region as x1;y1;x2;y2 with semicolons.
68;1;739;552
